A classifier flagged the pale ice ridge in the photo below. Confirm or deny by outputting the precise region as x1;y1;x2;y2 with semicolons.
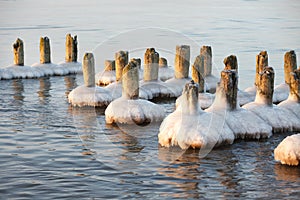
165;77;192;97
57;61;82;74
105;97;165;124
206;86;273;139
0;64;43;79
273;83;289;103
274;133;300;166
242;102;296;133
68;85;112;107
0;62;82;80
95;70;116;86
139;80;177;100
158;66;174;81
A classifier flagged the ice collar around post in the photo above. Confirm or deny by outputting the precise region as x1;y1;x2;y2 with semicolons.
289;69;300;102
122;59;139;100
144;48;159;81
82;53;95;87
181;80;199;115
255;66;274;106
13;38;24;66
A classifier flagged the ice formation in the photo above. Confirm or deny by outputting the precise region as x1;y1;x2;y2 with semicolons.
158;80;235;150
243;67;298;132
105;59;165;124
278;69;300;129
95;60;116;86
68;53;112;107
158;57;174;81
274;134;300;166
139;48;177;99
206;69;272;139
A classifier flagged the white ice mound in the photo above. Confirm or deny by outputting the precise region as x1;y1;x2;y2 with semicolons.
159;66;174;81
165;77;192;97
68;85;112;107
57;61;82;74
32;62;65;76
243;102;296;133
0;64;43;79
206;86;272;140
95;70;116;86
105;97;165;124
273;83;289;103
274;133;300;166
139;80;177;100
158;81;234;150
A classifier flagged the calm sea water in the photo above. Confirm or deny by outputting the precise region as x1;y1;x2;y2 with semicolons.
0;0;300;199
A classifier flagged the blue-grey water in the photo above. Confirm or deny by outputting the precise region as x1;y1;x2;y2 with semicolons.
0;0;300;199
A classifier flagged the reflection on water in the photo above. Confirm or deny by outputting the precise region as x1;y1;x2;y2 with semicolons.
12;79;24;102
37;77;51;103
64;75;77;97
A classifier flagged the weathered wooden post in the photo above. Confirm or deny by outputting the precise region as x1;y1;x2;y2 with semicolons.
175;45;190;79
13;38;24;66
289;69;300;102
122;59;139;99
255;51;268;86
115;50;128;82
255;66;274;106
284;50;297;84
82;53;95;87
192;55;205;93
65;34;78;62
183;80;199;114
220;70;238;110
159;57;168;68
40;36;51;64
104;60;115;71
200;46;212;76
144;48;159;81
223;55;238;71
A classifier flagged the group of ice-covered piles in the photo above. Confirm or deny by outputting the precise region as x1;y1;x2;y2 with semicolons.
244;50;298;104
95;45;219;100
105;58;165;124
159;53;300;150
242;68;300;133
0;34;81;80
68;53;112;107
158;80;235;150
274;69;300;166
